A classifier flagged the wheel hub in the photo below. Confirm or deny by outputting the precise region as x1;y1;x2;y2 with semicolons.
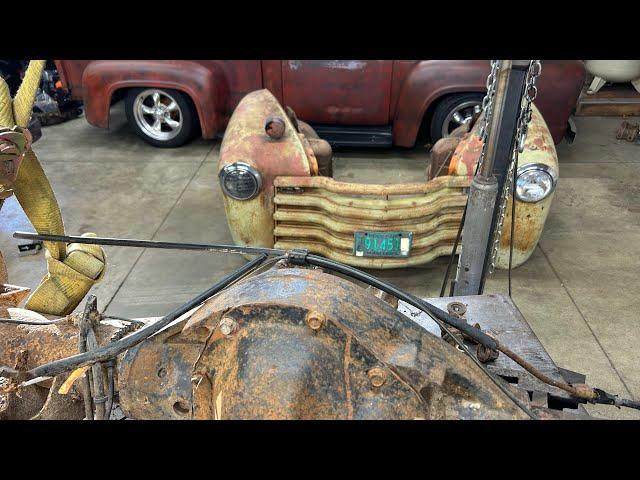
132;89;182;141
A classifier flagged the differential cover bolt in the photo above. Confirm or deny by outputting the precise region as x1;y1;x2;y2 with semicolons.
219;317;237;336
306;311;326;331
368;367;387;387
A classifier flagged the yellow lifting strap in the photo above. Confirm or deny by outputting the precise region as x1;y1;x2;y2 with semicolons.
0;60;106;315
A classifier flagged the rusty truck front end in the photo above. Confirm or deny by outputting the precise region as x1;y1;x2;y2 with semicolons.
218;89;558;269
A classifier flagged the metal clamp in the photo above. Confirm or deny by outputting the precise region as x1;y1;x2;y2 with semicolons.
286;249;309;266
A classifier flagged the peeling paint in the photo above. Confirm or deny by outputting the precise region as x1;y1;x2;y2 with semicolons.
322;60;367;71
326;106;364;115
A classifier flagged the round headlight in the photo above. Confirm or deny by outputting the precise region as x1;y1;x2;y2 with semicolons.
515;164;557;203
219;162;262;200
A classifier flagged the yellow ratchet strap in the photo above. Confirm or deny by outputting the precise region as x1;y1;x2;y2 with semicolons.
0;60;106;315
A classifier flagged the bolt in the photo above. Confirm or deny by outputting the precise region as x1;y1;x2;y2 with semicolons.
368;367;387;387
265;115;286;139
305;311;325;331
219;317;237;336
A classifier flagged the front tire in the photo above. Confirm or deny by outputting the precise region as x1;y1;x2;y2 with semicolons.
125;88;198;148
429;93;484;143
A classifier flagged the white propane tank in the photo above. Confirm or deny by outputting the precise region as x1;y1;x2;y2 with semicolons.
585;60;640;94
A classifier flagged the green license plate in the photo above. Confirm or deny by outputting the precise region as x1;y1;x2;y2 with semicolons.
353;231;413;258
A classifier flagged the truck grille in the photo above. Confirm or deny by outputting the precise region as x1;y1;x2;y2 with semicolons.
273;175;471;268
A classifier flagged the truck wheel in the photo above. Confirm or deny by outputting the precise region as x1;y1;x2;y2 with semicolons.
429;93;484;143
125;88;198;148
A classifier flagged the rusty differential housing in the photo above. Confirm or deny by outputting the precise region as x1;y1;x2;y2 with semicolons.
117;265;528;420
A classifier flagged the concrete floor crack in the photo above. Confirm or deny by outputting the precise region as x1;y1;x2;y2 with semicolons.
537;244;635;399
102;145;216;313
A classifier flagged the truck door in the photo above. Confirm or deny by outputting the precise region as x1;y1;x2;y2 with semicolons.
281;60;393;125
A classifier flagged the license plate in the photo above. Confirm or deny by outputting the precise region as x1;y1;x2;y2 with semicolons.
353;231;413;258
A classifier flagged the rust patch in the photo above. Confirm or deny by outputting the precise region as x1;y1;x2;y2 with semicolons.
343;333;353;419
0;284;31;316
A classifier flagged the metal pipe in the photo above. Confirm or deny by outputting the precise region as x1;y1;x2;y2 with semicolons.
452;177;498;295
13;231;286;257
78;296;94;420
453;60;531;296
104;363;115;420
479;60;512;178
479;60;532;292
452;61;513;295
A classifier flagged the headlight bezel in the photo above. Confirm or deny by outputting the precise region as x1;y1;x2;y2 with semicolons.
515;163;557;203
219;161;263;201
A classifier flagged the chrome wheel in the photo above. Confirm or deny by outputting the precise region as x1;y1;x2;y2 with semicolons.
441;100;482;138
132;89;183;141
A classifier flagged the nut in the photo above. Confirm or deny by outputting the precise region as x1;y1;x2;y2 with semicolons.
368;367;387;387
219;317;237;336
447;301;467;316
476;344;499;363
305;311;325;331
265;115;286;139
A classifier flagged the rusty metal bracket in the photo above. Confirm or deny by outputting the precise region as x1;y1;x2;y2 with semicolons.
616;120;640;142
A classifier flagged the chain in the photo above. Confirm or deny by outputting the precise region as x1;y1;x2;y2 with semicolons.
452;60;500;289
487;60;542;273
476;60;501;172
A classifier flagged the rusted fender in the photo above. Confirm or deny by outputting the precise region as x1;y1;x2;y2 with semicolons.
393;60;487;147
218;89;314;248
393;60;584;146
449;104;559;268
81;60;229;138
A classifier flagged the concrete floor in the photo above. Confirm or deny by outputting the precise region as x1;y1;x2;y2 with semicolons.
1;105;639;419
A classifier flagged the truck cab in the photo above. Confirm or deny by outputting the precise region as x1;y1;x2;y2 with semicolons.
55;60;584;148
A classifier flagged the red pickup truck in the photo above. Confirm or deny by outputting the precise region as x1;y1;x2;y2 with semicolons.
55;60;585;148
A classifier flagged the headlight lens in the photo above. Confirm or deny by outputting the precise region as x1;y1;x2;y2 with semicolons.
515;164;557;203
219;162;262;200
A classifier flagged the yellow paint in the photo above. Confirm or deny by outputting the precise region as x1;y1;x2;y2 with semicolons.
58;365;91;395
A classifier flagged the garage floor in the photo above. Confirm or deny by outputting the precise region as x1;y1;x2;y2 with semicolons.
2;105;639;419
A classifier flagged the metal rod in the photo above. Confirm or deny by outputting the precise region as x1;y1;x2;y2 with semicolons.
453;60;530;296
13;231;286;257
78;298;94;421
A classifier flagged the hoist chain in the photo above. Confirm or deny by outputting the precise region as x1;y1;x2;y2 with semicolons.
487;60;542;273
476;60;501;172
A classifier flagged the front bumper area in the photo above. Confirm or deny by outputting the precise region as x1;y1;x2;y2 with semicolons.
273;175;471;268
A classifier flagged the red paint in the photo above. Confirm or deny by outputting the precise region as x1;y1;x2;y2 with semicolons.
55;60;585;145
